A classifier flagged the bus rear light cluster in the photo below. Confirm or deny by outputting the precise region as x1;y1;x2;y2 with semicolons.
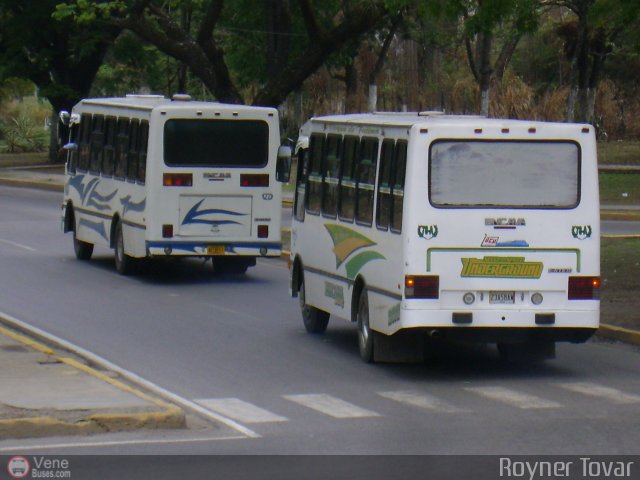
568;276;601;300
240;174;269;187
405;275;439;299
162;224;173;238
257;225;269;238
163;173;193;187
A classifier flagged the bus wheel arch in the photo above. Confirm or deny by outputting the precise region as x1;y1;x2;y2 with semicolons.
353;280;375;363
297;262;329;334
112;216;135;275
63;202;74;233
68;203;93;260
291;255;304;298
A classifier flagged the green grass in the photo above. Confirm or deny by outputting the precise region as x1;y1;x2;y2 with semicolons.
599;173;640;205
600;238;640;330
598;141;640;165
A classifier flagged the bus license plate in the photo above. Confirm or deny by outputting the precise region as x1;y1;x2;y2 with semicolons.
489;291;515;304
207;245;225;255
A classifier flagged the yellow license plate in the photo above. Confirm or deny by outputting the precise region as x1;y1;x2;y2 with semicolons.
207;245;225;255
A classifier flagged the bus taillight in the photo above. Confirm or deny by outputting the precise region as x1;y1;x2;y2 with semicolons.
240;174;269;187
405;275;439;299
568;276;601;300
163;173;193;187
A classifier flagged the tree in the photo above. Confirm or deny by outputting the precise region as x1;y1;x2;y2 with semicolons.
0;0;122;160
445;0;540;116
55;0;389;107
551;0;640;123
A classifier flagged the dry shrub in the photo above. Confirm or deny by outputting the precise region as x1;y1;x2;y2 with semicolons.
490;73;534;119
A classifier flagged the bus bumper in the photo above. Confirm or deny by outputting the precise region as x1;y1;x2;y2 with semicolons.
397;309;599;343
146;241;282;258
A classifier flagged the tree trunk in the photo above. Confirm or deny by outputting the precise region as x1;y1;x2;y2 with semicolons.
368;84;378;112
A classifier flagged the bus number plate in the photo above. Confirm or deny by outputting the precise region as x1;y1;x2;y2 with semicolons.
489;291;515;304
207;245;225;255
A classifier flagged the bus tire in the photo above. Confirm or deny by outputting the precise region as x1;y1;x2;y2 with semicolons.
357;288;375;363
299;275;329;334
73;228;94;260
114;221;135;275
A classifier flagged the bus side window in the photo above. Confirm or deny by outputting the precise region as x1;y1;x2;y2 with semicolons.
355;137;379;227
338;136;358;223
321;134;341;218
305;133;324;215
127;119;140;182
390;140;407;233
137;120;149;184
114;118;130;180
376;139;395;230
103;117;117;177
77;114;92;172
294;147;308;222
89;115;104;174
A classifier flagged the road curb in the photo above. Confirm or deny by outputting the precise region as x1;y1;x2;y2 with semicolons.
0;320;186;440
0;177;63;192
601;211;640;221
597;323;640;346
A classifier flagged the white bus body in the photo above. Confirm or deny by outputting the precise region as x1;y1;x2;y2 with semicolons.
289;113;600;362
61;95;290;274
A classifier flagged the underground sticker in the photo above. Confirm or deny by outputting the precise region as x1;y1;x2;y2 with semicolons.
460;256;543;279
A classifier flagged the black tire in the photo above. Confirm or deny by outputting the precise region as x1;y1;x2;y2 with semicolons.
357;288;375;363
114;221;135;275
299;275;329;334
73;225;93;261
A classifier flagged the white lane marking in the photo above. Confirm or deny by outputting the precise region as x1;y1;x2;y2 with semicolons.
378;390;467;413
557;382;640;404
283;394;381;418
464;386;561;409
0;435;247;452
196;398;288;424
0;238;37;252
0;311;260;439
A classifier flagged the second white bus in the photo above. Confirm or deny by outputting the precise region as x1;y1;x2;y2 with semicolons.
60;94;290;274
290;112;600;363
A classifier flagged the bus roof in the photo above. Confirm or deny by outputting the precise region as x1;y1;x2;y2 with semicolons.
307;112;590;130
75;95;277;115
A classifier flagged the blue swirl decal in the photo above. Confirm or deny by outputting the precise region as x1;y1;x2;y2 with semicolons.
182;199;245;226
121;195;146;216
78;218;108;241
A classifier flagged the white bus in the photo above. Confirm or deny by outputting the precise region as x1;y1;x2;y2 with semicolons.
289;112;600;363
60;94;290;274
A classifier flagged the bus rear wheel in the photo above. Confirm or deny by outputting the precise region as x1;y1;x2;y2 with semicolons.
299;275;329;334
73;226;93;261
357;288;375;363
114;221;135;275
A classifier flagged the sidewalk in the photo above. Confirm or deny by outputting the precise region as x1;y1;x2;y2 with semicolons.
0;162;638;441
0;318;185;440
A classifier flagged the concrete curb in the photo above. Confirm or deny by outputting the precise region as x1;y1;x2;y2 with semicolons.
601;211;640;221
0;320;185;440
597;323;640;346
0;177;63;192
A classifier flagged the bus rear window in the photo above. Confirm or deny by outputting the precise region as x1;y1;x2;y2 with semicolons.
429;140;580;208
164;119;268;167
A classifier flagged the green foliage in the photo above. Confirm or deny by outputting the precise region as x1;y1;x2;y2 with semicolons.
0;98;52;153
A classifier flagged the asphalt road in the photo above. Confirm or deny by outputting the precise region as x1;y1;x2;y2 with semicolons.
1;185;639;458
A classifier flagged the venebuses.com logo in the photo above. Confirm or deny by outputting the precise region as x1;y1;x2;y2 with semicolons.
6;455;71;478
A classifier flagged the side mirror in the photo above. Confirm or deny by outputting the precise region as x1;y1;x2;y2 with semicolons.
59;111;70;126
276;145;292;183
62;142;78;152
